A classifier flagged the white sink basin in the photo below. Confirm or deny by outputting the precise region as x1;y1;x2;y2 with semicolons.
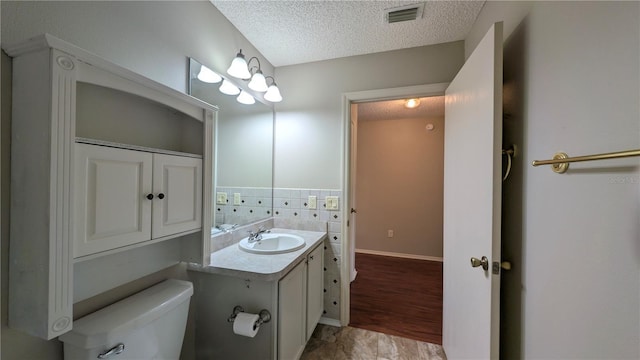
238;233;305;254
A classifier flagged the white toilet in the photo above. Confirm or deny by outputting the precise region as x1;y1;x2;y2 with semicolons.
59;279;193;360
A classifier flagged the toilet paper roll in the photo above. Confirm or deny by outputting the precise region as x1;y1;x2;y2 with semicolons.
233;312;260;338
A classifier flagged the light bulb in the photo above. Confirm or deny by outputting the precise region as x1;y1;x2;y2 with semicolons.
196;65;222;83
227;50;252;79
219;79;240;95
264;84;283;102
404;98;420;108
248;70;268;92
237;90;255;105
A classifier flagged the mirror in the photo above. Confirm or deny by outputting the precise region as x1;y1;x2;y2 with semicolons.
188;58;274;232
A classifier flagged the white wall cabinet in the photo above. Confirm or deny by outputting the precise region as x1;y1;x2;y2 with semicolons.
75;143;202;258
5;34;215;340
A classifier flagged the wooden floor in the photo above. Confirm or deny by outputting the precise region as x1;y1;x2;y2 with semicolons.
349;252;443;345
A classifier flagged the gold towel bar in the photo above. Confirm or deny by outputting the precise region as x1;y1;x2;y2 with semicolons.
532;149;640;173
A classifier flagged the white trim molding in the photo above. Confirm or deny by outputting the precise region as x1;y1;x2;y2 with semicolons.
340;82;449;328
355;248;443;262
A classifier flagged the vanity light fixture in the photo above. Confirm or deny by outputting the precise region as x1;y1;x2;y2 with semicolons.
237;90;256;105
263;76;283;103
404;98;421;109
227;49;252;79
248;69;268;92
227;49;283;102
196;64;222;83
219;79;240;96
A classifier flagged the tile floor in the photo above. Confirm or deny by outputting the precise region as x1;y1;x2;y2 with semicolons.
301;324;447;360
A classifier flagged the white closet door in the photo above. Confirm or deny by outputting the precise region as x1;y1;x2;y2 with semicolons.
152;154;202;238
75;143;152;258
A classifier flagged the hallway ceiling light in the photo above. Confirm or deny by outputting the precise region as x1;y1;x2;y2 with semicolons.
196;64;222;83
404;98;421;108
219;79;240;95
237;90;256;105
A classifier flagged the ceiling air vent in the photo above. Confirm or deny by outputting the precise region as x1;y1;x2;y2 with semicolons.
385;3;424;24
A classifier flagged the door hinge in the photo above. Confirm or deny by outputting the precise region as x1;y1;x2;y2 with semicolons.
347;220;350;227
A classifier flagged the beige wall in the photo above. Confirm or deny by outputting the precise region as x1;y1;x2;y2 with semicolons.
274;42;464;189
468;1;639;359
355;114;444;258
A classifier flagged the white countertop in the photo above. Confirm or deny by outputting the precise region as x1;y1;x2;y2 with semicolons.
187;228;327;281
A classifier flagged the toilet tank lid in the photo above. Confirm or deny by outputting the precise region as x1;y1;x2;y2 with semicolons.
59;279;193;348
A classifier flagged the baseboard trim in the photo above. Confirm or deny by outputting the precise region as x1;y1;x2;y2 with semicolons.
355;248;443;262
319;317;342;327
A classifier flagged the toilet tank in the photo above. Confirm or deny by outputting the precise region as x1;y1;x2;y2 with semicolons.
59;279;193;360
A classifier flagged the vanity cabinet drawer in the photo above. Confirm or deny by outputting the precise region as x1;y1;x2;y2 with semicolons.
74;143;202;258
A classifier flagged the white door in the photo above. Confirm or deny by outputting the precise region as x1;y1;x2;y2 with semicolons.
74;143;152;257
152;154;202;238
443;22;503;359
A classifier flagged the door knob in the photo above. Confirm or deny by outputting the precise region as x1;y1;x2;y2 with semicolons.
470;256;489;271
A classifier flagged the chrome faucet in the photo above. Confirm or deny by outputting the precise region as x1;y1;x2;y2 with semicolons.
247;226;270;243
216;224;239;233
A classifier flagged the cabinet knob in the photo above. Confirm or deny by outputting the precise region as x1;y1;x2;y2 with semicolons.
309;255;314;260
146;194;154;200
157;193;165;199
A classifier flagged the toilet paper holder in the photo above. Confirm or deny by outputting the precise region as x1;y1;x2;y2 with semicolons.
227;305;271;330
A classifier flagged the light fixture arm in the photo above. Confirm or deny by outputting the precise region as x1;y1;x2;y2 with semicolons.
265;76;277;86
246;57;262;75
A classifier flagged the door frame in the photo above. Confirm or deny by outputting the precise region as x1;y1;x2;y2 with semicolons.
339;83;450;326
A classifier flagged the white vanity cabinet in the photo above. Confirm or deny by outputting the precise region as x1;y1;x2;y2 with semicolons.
278;258;308;360
278;243;324;360
306;243;324;340
75;143;202;258
5;34;215;340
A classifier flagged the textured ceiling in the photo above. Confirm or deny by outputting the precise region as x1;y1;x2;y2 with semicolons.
211;0;485;67
357;96;444;122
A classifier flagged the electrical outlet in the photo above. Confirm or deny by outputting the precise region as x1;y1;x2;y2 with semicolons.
308;195;317;209
325;196;339;210
216;192;228;205
387;230;394;238
233;193;241;205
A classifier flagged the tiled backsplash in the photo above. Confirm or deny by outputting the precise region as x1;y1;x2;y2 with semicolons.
213;187;344;321
273;188;343;321
214;187;272;226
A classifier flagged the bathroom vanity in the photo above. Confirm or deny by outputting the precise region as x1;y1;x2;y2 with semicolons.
188;228;326;360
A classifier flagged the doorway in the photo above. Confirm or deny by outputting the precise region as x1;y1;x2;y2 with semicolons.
341;84;449;344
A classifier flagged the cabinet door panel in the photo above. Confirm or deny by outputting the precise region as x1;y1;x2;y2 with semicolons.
75;144;152;257
306;244;324;340
152;154;202;238
279;260;307;360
